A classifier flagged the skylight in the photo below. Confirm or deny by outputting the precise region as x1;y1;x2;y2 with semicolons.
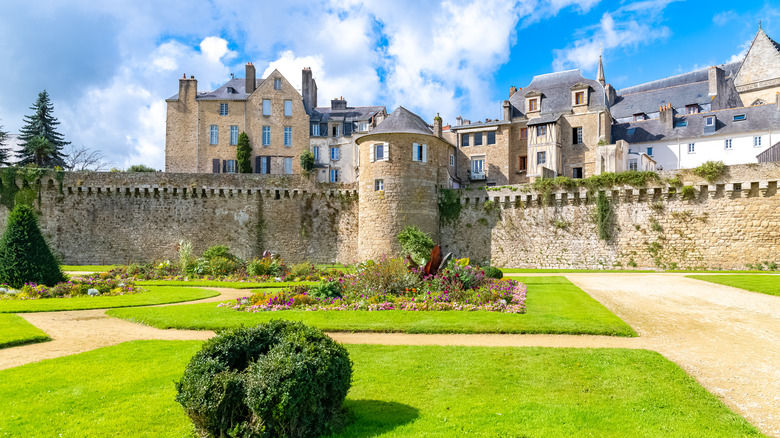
676;120;688;127
733;114;746;121
627;128;636;135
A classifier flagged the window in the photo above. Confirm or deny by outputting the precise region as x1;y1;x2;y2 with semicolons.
330;169;339;182
754;136;762;147
450;153;455;167
462;133;469;146
220;103;228;116
332;125;339;137
209;125;218;144
230;126;238;145
225;159;237;173
371;143;387;162
686;104;698;114
274;78;281;90
724;139;732;150
474;133;483;146
284;100;292;116
537;151;546;165
528;99;538;112
262;126;270;146
487;132;496;145
676;120;688;127
283;158;293;174
687;143;695;153
471;158;484;174
330;147;340;161
519;155;527;172
313;146;320;162
733;114;746;121
628;159;638;171
311;123;320;136
359;122;368;132
646;147;653;156
536;125;546;136
263;99;271;116
284;127;292;146
343;123;352;136
520;128;528;139
412;143;427;162
627;128;636;135
633;113;645;121
575;91;585;105
374;179;384;191
572;167;583;179
705;116;714;126
573;127;583;144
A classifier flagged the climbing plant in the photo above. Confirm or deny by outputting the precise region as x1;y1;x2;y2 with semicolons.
595;191;613;241
438;188;462;224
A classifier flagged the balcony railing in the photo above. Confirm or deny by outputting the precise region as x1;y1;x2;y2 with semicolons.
469;171;486;181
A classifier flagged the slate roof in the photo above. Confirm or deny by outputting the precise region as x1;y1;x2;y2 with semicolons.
166;78;265;101
610;62;742;120
366;106;433;136
612;104;780;144
507;69;607;119
310;105;385;123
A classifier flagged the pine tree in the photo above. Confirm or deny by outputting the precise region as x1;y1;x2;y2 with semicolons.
0;204;65;288
0;122;8;166
236;132;252;173
18;90;69;168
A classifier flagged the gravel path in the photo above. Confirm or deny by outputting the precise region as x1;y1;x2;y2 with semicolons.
0;275;778;435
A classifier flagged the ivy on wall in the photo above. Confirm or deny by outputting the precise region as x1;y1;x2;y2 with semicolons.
438;188;462;224
595;191;613;241
0;167;62;210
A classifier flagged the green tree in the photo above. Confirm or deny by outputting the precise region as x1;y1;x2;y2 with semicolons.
127;164;156;172
24;136;56;167
236;132;252;173
18;91;69;167
0;121;9;166
0;204;65;288
397;225;435;264
300;150;315;173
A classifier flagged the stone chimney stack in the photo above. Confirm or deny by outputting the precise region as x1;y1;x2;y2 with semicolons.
659;103;674;129
708;66;724;97
178;73;197;103
302;67;318;114
509;86;518;98
776;92;779;110
503;100;512;121
434;113;443;138
245;63;256;95
331;97;347;110
456;116;463;126
604;84;617;107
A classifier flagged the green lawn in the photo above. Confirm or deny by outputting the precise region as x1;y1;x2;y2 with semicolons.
501;268;656;273
135;280;315;289
0;286;219;313
61;265;117;272
108;277;636;336
0;341;762;437
687;275;780;297
0;314;50;349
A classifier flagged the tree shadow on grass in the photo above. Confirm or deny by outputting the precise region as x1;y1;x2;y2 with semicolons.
331;399;419;437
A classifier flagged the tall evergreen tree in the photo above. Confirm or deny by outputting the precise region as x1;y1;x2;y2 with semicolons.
0;204;65;288
18;90;69;167
236;132;252;173
0;122;8;166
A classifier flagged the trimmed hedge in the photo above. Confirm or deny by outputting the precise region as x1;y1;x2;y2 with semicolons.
484;266;503;279
176;320;352;438
0;204;65;288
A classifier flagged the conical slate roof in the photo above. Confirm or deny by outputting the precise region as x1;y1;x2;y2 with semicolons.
369;106;433;136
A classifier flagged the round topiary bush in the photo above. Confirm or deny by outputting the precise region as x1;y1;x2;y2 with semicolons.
484;266;504;279
0;203;65;288
176;320;352;438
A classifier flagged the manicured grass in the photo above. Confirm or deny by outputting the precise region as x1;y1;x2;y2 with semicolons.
0;286;219;313
108;277;636;336
0;341;763;437
61;265;117;272
0;314;50;349
502;268;656;273
136;280;315;289
687;275;780;297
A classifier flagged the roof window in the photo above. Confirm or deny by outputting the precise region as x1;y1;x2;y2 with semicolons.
705;116;715;126
627;128;636;135
675;119;688;127
733;114;746;121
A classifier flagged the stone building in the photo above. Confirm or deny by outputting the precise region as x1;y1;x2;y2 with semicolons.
355;107;456;261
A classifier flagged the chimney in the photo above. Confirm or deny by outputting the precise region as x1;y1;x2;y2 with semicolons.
456;116;463;126
659;103;674;129
509;86;518;98
178;73;197;103
331;97;347;110
245;63;256;95
604;84;617;107
776;92;779;110
302;67;318;113
708;66;725;109
503;100;512;121
434;113;443;138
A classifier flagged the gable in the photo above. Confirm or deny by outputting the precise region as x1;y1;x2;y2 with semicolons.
734;30;780;92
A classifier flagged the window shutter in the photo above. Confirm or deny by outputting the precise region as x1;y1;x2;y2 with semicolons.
422;144;427;163
412;143;418;161
370;144;375;162
212;159;220;174
255;156;261;173
266;157;272;174
222;160;226;173
384;144;389;161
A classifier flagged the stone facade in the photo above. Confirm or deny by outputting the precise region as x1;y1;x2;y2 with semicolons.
734;28;780;105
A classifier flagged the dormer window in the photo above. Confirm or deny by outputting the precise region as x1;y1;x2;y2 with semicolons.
226;87;235;94
675;119;688;127
575;91;585;105
705;116;715;126
633;113;645;121
686;104;699;114
528;98;539;112
570;83;589;107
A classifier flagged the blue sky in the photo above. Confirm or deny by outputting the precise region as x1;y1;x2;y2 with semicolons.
0;0;776;169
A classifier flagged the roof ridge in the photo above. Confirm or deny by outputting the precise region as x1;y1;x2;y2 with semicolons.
619;80;708;97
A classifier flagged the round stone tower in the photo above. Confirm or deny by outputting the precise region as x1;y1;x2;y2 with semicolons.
355;107;455;261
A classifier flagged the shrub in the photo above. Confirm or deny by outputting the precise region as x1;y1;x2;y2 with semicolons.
0;204;65;288
483;266;503;279
309;280;343;299
127;164;156;172
595;191;613;241
236;132;252;173
693;160;726;183
246;257;285;277
202;245;239;262
680;185;696;200
178;240;194;275
176;321;352;438
209;256;243;276
289;262;315;279
397;225;434;264
299;151;315;173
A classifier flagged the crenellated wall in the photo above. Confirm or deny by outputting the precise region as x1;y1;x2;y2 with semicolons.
440;163;780;270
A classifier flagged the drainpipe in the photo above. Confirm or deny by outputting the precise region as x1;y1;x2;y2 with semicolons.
677;139;681;169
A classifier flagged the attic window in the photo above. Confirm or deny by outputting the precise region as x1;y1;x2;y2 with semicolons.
528;98;539;112
274;78;282;90
705;116;715;126
686;104;698;114
633;113;645;121
226;87;235;94
733;114;746;121
675;119;688;127
627;128;636;135
574;91;585;105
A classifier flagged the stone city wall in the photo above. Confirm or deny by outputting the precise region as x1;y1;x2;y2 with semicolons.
440;163;780;270
0;172;358;265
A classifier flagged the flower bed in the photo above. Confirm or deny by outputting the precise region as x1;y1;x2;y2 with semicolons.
0;278;142;300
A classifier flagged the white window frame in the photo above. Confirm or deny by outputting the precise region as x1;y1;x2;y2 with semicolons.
412;143;428;162
470;157;485;175
284;100;292;117
450;153;455;167
705;116;714;126
229;126;238;145
688;143;695;154
220;103;228;116
725;139;733;150
262;126;270;146
754;136;762;147
330;169;339;182
370;143;387;162
263;99;271;116
628;159;638;171
209;125;218;145
330;147;340;161
313;146;320;162
537;151;546;165
283;157;293;174
332;124;340;137
359;122;368;132
311;123;320;137
284;127;292;146
374;179;384;191
274;78;282;90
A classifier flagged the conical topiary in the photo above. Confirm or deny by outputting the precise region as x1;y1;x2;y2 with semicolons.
0;204;65;288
